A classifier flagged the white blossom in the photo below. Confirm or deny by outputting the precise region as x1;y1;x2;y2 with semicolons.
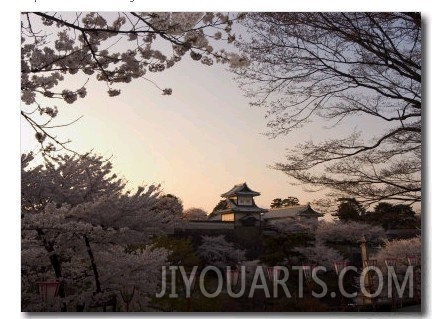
34;132;46;143
162;88;172;95
201;56;213;66
61;90;77;104
227;53;251;68
21;90;36;105
190;51;202;61
77;87;87;98
55;31;75;51
107;88;121;97
202;12;215;24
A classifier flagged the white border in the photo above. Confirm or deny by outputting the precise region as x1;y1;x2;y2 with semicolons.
6;1;435;318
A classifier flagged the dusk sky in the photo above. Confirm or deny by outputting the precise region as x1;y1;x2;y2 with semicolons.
20;8;425;214
21;48;325;212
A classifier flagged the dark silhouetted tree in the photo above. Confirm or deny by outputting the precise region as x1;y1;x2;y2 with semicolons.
235;13;421;205
151;236;200;267
270;198;283;208
364;202;419;230
270;196;300;208
332;198;365;222
281;196;300;207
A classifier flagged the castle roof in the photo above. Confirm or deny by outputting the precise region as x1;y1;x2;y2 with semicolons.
221;182;260;198
263;205;324;220
209;198;267;219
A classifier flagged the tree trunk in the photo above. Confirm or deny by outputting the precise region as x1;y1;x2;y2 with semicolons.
83;234;102;294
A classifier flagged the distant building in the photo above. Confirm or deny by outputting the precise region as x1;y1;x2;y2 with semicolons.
176;183;325;258
263;204;324;222
262;204;324;233
208;182;267;228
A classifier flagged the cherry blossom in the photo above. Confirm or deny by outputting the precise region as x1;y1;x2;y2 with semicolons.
197;235;246;270
21;12;248;153
21;152;183;311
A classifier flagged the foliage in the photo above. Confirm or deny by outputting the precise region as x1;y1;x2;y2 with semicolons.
261;218;343;268
331;197;420;230
196;235;246;269
268;218;317;234
270;198;283;208
21;152;124;213
294;243;346;269
332;198;366;222
260;233;314;266
151;236;200;267
373;236;421;267
21;12;247;153
151;194;184;223
183;207;208;220
235;13;421;205
270;196;300;208
21;152;180;311
370;237;421;301
364;202;420;230
316;220;387;245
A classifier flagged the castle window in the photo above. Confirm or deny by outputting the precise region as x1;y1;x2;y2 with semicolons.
221;213;235;222
238;196;252;206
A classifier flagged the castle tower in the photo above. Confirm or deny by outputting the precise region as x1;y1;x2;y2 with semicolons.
209;182;267;227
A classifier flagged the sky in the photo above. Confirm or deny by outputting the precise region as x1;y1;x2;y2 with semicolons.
21;50;325;213
8;1;439;319
20;12;404;214
19;13;339;213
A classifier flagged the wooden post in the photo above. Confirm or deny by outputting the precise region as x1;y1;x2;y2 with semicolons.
358;235;369;289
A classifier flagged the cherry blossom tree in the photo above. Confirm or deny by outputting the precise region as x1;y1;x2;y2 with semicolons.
316;220;387;245
151;194;184;224
21;152;125;213
268;218;317;234
263;218;387;269
294;243;346;269
373;236;421;267
183;207;208;220
21;152;185;311
261;216;316;266
21;12;248;153
197;235;246;270
370;237;421;303
264;219;344;267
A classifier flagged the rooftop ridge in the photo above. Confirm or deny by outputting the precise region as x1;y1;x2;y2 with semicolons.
267;204;309;212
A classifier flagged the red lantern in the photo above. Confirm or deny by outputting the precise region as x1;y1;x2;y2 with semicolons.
37;281;61;303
